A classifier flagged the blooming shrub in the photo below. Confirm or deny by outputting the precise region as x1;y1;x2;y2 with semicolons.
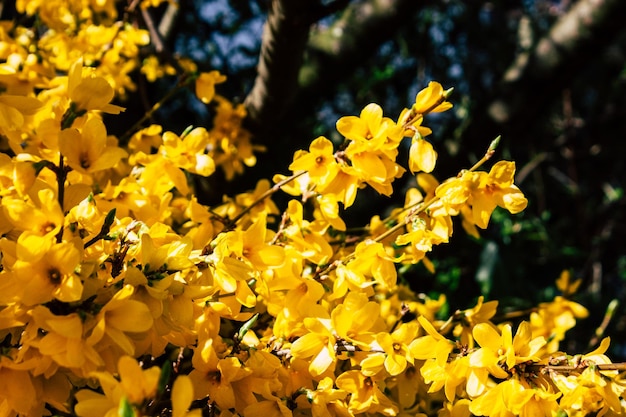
0;2;624;417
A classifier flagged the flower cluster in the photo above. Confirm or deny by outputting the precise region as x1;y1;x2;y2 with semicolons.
1;3;624;417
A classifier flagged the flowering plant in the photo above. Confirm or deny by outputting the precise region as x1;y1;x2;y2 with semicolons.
0;2;624;417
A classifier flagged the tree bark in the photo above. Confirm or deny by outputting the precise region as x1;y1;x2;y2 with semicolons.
299;0;422;96
244;0;326;137
489;0;626;124
244;0;422;143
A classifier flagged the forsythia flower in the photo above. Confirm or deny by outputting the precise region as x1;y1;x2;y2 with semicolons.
288;136;339;187
67;59;125;114
470;321;546;379
196;70;227;104
1;11;614;416
74;356;161;416
290;317;337;377
412;81;453;114
58;117;128;174
9;235;84;305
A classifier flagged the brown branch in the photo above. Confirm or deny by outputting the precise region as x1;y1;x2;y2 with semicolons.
486;0;626;126
446;0;626;176
527;362;626;374
244;0;327;139
299;0;424;94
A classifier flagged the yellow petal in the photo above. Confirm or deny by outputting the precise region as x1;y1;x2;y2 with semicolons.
71;78;115;111
336;115;368;141
172;376;194;417
472;323;501;352
309;345;334;376
195;71;226;104
409;138;437;173
106;300;154;332
384;353;407;376
291;333;325;358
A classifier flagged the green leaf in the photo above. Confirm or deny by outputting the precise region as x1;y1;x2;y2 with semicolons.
158;361;172;395
102;208;117;233
237;313;259;341
118;397;135;417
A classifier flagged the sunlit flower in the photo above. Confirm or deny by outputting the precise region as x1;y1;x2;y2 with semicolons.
413;81;453;114
10;235;83;305
290;317;337;377
188;338;253;408
74;356;161;416
67;58;125;114
59;117;128;174
470;321;546;379
464;161;528;229
335;371;398;416
289;136;339;187
85;285;154;356
171;376;203;417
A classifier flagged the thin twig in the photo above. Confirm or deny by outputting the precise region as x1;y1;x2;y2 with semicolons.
588;299;620;350
226;170;307;228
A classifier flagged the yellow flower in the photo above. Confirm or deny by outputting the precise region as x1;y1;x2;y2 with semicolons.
0;153;37;197
0;93;42;131
375;322;419;376
470;321;545;379
67;58;125;114
85;285;154;356
288;136;339;186
413;81;453;114
331;291;380;350
171;376;203;417
128;124;163;153
469;379;531;417
209;96;261;180
0;359;71;417
336;103;397;146
313;193;346;231
227;212;286;270
138;233;195;275
58;117;128;174
243;399;293;417
196;70;227;104
452;296;498;347
530;295;588;353
307;377;347;417
140;55;176;82
1;188;64;238
408;137;437;173
29;305;104;375
10;235;83;305
188;338;252;408
465;161;528;229
74;356;161;416
116;356;161;404
421;354;472;403
290;317;336;377
160;127;216;177
346;240;398;290
552;338;625;416
438;399;472;417
410;316;454;367
283;200;333;265
335;371;398;416
233;179;280;222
